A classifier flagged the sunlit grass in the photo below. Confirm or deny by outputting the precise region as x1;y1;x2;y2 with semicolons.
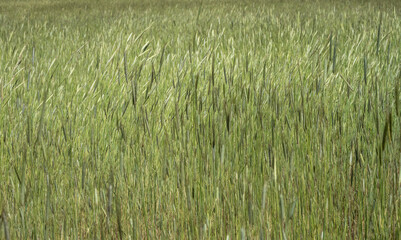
1;0;401;239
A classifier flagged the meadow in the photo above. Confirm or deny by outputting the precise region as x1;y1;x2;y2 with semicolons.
1;0;401;238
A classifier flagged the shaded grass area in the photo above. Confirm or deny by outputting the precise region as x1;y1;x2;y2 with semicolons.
1;0;401;239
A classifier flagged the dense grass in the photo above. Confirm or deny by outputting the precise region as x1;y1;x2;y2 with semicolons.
1;0;401;238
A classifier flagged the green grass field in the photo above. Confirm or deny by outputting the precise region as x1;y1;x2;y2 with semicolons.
1;0;401;238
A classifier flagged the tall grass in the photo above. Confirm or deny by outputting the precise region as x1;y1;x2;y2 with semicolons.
1;0;401;238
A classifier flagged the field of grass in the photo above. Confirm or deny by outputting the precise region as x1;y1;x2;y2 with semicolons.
1;0;401;239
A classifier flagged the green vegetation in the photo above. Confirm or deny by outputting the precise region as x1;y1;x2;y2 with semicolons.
1;0;401;238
